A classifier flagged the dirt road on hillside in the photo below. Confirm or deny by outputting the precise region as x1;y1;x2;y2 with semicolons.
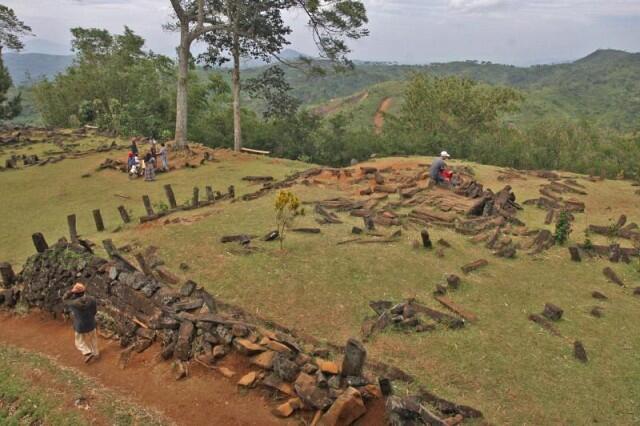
0;312;292;426
374;97;393;134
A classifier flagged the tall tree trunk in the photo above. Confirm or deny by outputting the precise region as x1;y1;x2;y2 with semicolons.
232;33;242;152
175;26;190;149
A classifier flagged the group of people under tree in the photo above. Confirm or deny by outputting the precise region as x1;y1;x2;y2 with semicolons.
127;137;169;181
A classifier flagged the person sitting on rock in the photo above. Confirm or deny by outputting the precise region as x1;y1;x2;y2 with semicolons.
429;151;451;185
63;283;99;364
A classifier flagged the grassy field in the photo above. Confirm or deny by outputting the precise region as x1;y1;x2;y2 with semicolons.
1;134;640;424
0;344;165;425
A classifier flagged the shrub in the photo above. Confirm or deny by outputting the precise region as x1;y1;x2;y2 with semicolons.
274;191;302;250
555;211;572;245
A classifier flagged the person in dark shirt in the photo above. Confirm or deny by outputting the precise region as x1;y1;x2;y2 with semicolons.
429;151;451;184
63;283;99;363
130;139;139;156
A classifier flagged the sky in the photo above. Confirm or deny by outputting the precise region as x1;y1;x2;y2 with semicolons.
5;0;640;65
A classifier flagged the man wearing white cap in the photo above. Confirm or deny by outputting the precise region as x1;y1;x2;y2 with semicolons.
63;282;99;363
429;151;451;185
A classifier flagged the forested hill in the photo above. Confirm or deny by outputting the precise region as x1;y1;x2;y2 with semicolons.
3;53;74;86
6;49;640;130
260;49;640;131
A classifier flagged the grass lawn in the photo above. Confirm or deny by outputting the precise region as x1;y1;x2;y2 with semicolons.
0;344;165;425
1;135;640;424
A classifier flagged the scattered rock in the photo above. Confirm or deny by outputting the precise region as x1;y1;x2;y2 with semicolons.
542;303;563;321
319;387;366;426
233;338;266;356
231;324;249;337
262;373;295;396
271;398;300;418
218;367;236;378
174;321;195;361
385;396;446;426
273;353;300;382
238;371;258;387
590;307;604;318
446;275;461;290
180;280;197;297
251;350;276;370
295;372;333;411
378;377;393;396
574;340;588;363
264;339;292;354
591;291;607;300
461;259;488;274
603;267;624;286
316;358;340;375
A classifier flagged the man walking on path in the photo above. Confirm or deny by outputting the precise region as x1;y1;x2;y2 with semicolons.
429;151;451;185
63;283;99;363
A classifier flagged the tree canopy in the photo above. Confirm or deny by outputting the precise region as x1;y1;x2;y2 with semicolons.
195;0;369;151
0;5;32;51
0;5;31;120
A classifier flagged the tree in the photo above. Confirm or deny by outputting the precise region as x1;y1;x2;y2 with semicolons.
0;5;32;120
33;27;175;136
167;0;224;148
385;74;522;157
199;0;369;151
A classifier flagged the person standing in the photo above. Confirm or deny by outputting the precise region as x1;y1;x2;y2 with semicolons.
63;283;99;364
130;138;139;156
150;140;158;166
429;151;451;185
159;143;169;172
144;151;156;181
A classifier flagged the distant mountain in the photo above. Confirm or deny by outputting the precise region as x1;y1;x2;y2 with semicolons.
3;53;74;86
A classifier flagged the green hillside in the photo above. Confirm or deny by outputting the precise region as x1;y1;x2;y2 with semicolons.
2;131;640;424
7;49;640;132
305;49;640;131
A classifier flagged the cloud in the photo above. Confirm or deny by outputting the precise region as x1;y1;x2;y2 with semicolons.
4;0;640;64
448;0;512;13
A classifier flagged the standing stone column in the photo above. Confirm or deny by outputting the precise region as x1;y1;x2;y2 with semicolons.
117;206;131;224
206;186;215;202
341;338;367;377
568;246;581;262
364;216;375;231
102;239;117;258
32;233;48;253
0;263;15;288
67;214;79;243
93;209;105;232
192;187;200;208
164;184;178;209
142;195;155;217
421;229;432;249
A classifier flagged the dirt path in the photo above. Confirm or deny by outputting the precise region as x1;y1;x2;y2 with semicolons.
0;312;293;426
374;97;393;134
314;91;369;116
